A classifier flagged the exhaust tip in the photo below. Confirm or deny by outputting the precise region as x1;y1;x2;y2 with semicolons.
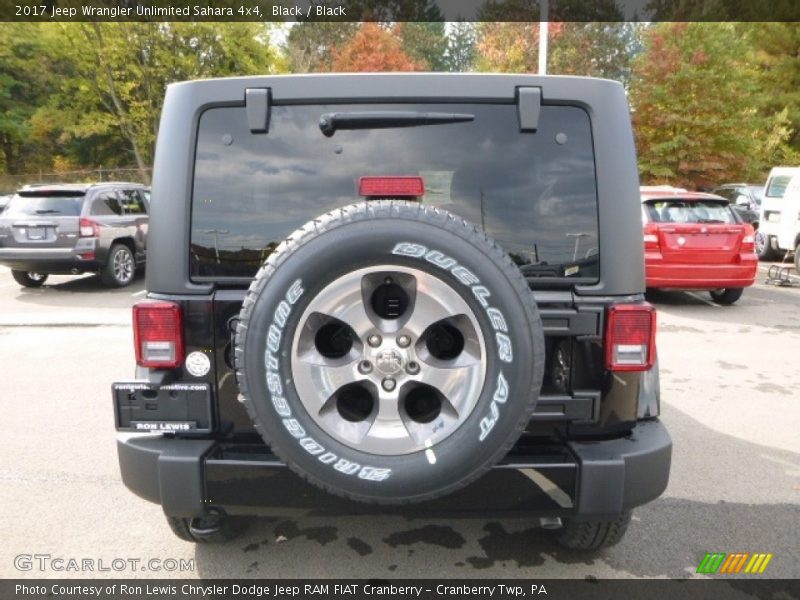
539;517;563;530
188;511;226;539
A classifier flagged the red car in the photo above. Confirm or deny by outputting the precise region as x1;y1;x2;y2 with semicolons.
641;187;757;304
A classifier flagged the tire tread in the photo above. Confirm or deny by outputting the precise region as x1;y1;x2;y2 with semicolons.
553;512;632;551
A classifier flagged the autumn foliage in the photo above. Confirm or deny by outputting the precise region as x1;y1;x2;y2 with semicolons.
629;23;760;188
331;23;423;72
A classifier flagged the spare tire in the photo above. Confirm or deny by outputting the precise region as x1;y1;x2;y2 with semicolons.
234;201;544;504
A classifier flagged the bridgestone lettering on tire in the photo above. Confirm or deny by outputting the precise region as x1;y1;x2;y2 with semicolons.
234;201;545;504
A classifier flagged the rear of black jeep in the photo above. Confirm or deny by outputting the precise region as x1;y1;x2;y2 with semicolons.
113;74;671;551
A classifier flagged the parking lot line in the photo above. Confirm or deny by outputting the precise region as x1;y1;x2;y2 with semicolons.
131;289;147;297
686;292;721;307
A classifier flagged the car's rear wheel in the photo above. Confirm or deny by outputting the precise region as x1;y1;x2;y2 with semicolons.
709;288;744;305
11;270;48;288
755;231;777;261
235;201;545;504
100;243;135;287
552;511;632;551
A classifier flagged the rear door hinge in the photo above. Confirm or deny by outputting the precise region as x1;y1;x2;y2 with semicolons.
516;87;542;132
245;88;271;134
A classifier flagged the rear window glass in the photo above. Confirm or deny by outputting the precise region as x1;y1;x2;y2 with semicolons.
3;195;83;217
191;103;599;280
766;176;792;198
119;190;146;214
91;193;123;216
644;200;736;224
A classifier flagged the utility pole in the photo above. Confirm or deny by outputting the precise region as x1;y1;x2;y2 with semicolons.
204;229;229;264
539;0;549;75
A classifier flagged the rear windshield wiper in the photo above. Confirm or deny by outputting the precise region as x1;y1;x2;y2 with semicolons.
34;209;61;214
319;111;474;137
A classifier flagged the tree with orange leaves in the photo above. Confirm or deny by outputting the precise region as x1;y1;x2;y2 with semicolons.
331;23;423;72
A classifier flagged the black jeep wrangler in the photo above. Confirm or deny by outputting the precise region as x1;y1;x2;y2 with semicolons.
113;74;671;551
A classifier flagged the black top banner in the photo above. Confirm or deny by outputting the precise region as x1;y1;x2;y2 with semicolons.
4;0;800;22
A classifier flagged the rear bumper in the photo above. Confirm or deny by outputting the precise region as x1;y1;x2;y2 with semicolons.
0;247;100;273
117;419;671;519
645;255;757;289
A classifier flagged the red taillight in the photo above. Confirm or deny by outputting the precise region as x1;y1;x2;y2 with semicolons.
643;223;660;251
741;224;755;252
358;176;425;198
133;300;184;369
605;303;656;372
79;217;100;238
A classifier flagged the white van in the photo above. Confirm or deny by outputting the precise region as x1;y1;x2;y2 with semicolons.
757;167;800;260
776;176;800;271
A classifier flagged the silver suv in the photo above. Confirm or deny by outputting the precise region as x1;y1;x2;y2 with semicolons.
0;182;149;288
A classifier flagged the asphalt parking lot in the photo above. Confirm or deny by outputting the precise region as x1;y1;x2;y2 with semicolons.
0;264;798;579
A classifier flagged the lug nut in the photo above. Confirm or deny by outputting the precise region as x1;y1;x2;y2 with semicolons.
367;334;382;347
382;378;396;392
396;335;411;348
358;360;373;374
406;361;420;375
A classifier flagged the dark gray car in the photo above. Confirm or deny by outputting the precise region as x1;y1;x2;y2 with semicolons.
0;182;148;288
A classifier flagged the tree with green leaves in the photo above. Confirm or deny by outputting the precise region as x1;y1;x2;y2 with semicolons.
476;21;641;84
444;21;478;72
0;24;54;175
396;22;448;71
284;22;358;73
35;23;281;179
629;23;763;187
746;23;800;152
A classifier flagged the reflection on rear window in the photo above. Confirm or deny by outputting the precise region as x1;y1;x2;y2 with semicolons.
191;103;600;280
3;195;83;217
644;200;735;224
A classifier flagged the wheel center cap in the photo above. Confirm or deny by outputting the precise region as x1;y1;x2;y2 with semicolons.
375;349;403;375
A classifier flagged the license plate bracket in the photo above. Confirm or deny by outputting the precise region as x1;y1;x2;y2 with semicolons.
112;382;212;433
26;227;45;240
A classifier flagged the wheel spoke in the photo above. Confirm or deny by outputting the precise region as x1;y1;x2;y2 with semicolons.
363;390;412;445
292;354;362;412
416;360;484;417
327;300;375;340
404;289;460;337
303;276;377;339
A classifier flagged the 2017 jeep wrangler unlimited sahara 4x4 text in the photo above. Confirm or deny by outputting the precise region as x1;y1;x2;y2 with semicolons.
113;74;671;551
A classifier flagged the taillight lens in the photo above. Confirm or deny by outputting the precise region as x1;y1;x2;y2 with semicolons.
605;303;656;372
359;176;425;198
643;223;660;251
79;217;100;238
741;225;755;252
133;300;184;368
